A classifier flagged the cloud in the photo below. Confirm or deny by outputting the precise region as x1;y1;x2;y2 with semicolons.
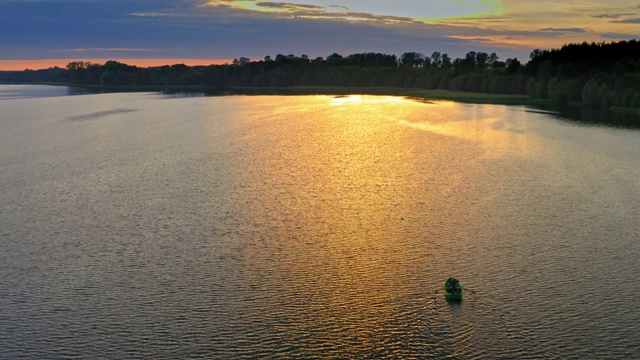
590;13;636;19
325;11;416;23
329;5;350;11
199;0;417;23
610;18;640;24
129;12;181;18
7;0;639;68
435;15;516;25
537;28;587;33
204;0;504;20
601;32;640;39
256;2;326;11
58;48;160;53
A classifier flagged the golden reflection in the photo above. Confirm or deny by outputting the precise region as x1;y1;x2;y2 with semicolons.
205;95;544;347
330;95;362;106
395;103;539;159
207;95;431;345
330;95;422;107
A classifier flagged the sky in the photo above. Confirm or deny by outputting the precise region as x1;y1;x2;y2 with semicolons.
1;0;639;70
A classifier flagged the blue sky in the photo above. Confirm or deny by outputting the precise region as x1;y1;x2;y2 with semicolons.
1;0;639;69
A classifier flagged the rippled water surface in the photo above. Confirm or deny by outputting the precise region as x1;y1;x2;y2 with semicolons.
2;86;640;359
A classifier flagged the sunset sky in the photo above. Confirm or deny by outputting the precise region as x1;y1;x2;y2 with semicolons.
1;0;639;70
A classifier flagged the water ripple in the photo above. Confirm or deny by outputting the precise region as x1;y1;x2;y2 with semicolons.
65;108;138;122
2;93;640;359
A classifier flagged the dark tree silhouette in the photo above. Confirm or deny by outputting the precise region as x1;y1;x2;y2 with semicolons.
4;39;639;114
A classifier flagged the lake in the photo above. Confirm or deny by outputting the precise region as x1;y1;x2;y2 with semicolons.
1;84;640;359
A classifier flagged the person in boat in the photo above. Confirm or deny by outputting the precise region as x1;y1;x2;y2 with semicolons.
446;277;460;293
445;277;455;292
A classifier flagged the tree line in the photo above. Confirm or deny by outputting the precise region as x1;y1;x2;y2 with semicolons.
0;50;528;95
525;40;640;109
1;39;639;110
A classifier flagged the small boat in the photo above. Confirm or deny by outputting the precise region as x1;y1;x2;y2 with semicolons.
444;276;463;301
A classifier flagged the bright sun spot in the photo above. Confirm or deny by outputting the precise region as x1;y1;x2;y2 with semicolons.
330;95;363;106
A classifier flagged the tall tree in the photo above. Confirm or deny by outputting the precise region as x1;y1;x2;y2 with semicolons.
400;52;425;67
476;52;489;70
506;58;522;75
441;54;452;68
431;52;442;67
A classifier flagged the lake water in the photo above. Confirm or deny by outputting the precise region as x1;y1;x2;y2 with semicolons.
1;84;640;359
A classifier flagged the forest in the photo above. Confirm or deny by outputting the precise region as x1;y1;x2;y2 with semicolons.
2;40;640;111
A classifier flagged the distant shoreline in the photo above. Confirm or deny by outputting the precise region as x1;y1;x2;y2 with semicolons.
26;83;640;115
3;41;640;122
18;83;533;106
4;83;640;128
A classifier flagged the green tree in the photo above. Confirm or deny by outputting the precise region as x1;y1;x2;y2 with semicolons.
441;54;452;69
506;58;522;75
400;52;425;67
476;52;489;70
489;52;499;67
431;52;442;67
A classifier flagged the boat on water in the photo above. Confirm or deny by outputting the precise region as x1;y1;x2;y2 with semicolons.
444;277;463;301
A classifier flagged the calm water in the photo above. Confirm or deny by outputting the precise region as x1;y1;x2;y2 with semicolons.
1;85;640;359
0;84;90;100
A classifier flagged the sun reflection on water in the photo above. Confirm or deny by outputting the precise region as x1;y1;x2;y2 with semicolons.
5;91;640;358
203;95;546;355
205;95;444;350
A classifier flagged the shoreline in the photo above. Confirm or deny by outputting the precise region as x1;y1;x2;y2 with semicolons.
63;84;535;106
6;83;640;120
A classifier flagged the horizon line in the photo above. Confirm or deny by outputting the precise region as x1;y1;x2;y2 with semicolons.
0;58;234;71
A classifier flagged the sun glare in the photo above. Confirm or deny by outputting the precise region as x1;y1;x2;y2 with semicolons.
330;95;363;106
329;95;427;108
